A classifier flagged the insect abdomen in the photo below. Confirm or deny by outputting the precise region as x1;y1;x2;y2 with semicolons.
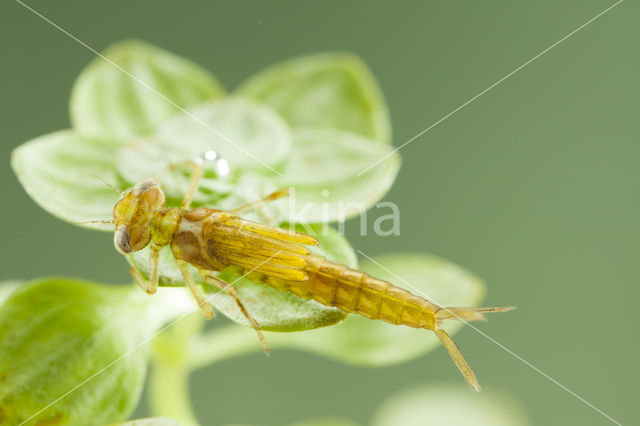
269;256;440;330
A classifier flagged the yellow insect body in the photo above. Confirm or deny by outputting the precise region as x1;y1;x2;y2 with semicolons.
109;172;512;391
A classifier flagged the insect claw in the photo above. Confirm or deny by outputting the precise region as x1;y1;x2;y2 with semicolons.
200;304;215;319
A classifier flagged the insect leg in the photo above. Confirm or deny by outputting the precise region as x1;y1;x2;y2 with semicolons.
128;247;160;294
176;261;215;319
129;266;151;294
180;162;203;210
199;270;270;353
147;245;160;295
229;188;290;215
168;160;204;209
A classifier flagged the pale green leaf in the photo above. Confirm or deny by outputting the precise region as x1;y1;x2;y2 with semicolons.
11;130;122;229
156;98;292;170
115;98;292;205
106;418;179;426
271;254;486;366
281;128;395;185
128;224;356;332
71;39;225;141
224;420;359;426
275;128;400;222
286;223;358;269
236;53;391;142
209;270;346;332
288;420;361;426
372;384;531;426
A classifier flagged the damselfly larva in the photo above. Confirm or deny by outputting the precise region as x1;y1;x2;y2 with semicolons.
103;164;512;390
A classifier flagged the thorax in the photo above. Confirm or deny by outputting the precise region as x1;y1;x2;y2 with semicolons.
150;207;182;247
169;207;229;270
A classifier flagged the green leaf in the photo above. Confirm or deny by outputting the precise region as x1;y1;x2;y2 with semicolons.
16;45;400;234
287;223;358;269
116;116;399;226
271;254;486;366
156;98;292;171
71;39;225;141
288;420;361;426
0;278;191;425
11;130;122;229
107;418;179;426
276;128;400;222
0;280;23;306
115;98;292;205
236;53;391;142
224;420;359;426
129;224;355;332
371;384;531;426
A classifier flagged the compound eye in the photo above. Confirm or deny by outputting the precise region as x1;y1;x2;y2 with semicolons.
114;225;132;254
132;178;159;196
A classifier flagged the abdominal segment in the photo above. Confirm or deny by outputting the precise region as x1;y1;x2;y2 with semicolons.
249;256;440;331
170;209;439;330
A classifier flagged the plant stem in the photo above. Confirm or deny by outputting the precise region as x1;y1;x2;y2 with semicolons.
149;358;200;426
148;311;205;426
186;323;319;370
187;324;267;370
149;321;310;425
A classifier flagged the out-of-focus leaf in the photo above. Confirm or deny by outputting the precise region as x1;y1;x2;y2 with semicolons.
281;128;394;185
71;39;225;141
106;418;179;426
156;98;292;170
271;254;486;366
371;384;531;426
276;128;400;222
224;420;359;426
16;42;401;236
0;280;23;306
129;224;356;332
236;53;391;142
115;98;292;205
0;278;191;425
11;130;122;229
288;420;361;426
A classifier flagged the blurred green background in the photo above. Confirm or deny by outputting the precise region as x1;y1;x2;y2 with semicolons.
1;1;637;425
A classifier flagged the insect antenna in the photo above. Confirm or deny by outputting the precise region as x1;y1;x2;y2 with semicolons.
76;219;115;225
92;175;124;194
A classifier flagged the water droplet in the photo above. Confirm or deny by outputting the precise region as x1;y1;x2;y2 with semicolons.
217;158;230;176
204;150;218;161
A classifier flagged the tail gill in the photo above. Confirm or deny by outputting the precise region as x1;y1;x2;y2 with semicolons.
433;306;515;391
